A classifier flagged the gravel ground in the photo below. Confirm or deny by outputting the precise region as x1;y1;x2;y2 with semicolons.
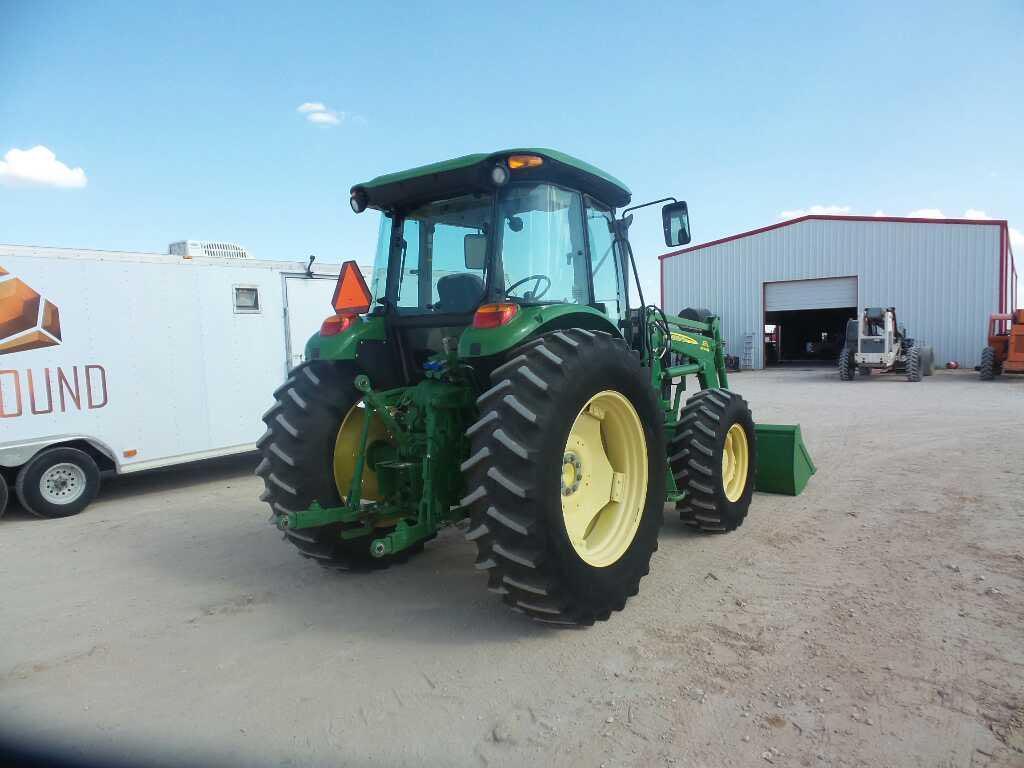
1;367;1022;768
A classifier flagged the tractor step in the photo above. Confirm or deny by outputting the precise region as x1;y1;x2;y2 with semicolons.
753;424;816;496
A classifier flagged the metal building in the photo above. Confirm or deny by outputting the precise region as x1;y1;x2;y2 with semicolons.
660;215;1018;370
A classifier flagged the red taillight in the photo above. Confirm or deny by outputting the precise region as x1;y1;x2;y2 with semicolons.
473;302;519;329
320;313;357;336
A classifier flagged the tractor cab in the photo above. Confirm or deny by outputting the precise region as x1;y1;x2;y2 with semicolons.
322;149;690;383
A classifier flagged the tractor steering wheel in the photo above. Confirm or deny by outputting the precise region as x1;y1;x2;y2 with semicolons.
505;274;552;301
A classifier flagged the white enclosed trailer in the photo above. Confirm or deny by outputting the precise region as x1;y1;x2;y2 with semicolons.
0;244;342;518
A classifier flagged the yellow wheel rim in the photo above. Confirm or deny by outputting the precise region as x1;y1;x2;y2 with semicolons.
561;390;648;568
333;402;389;502
722;423;749;502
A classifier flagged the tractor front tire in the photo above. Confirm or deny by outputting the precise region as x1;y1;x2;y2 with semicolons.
839;348;855;380
906;347;923;382
671;390;757;532
979;346;997;380
462;329;665;625
256;361;414;571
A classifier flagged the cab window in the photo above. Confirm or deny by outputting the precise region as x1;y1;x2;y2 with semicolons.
496;184;589;305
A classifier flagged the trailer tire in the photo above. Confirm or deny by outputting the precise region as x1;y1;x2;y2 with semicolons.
0;480;8;519
839;348;855;381
979;346;997;380
15;447;100;518
256;361;418;571
906;347;923;382
671;389;757;533
462;329;665;626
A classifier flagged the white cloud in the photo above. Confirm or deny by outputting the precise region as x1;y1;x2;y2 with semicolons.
1010;228;1023;250
871;210;888;217
0;145;87;188
778;204;851;220
906;208;945;218
296;101;345;125
307;110;341;125
962;208;991;220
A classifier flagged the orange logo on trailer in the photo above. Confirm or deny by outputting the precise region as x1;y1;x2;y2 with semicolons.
0;264;62;355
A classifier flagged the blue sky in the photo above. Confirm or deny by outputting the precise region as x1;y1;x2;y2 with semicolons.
1;0;1021;303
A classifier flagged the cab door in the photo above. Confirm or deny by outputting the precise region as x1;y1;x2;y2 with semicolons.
584;195;626;329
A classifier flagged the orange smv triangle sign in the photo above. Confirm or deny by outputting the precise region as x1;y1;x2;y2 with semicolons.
332;261;372;314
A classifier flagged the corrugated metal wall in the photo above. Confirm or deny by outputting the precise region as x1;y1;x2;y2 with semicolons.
661;219;1002;369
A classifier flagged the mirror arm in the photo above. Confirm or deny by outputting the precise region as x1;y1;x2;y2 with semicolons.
621;197;677;218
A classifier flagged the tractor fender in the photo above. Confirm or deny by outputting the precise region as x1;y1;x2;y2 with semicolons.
458;304;620;359
305;315;387;362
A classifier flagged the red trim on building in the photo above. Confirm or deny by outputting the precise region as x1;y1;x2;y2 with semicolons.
659;214;1017;310
999;226;1006;313
659;254;664;307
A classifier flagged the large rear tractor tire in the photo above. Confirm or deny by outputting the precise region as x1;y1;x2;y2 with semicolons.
0;480;8;519
256;362;415;570
979;346;997;380
906;347;923;382
15;447;100;518
839;348;855;381
672;389;757;532
461;329;665;625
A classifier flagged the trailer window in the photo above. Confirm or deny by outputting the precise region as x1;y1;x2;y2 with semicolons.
234;286;261;313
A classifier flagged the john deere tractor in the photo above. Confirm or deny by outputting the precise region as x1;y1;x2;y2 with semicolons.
256;149;757;625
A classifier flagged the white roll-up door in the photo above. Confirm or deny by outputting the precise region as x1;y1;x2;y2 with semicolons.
764;276;857;311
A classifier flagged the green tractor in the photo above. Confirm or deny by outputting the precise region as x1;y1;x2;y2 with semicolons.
257;149;758;625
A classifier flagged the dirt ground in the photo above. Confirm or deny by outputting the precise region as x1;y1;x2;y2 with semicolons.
1;368;1022;767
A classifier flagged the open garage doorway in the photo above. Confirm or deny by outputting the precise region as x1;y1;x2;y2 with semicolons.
763;277;858;366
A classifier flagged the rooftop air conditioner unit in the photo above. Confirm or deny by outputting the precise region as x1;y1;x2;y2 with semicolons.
169;240;250;259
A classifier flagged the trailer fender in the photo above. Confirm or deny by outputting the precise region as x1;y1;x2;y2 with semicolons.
0;435;117;473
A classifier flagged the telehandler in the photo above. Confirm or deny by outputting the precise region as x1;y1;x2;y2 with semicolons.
979;310;1024;380
256;149;807;624
839;307;934;381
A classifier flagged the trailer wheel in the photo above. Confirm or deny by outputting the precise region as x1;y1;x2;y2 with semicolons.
857;366;871;377
461;329;665;625
15;447;100;518
0;480;8;519
979;346;997;380
256;361;417;570
839;348;855;380
671;389;757;533
906;347;923;382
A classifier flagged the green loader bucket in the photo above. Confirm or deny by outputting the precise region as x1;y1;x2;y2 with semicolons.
754;424;816;496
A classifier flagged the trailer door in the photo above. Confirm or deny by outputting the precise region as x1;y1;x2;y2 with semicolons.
284;275;338;370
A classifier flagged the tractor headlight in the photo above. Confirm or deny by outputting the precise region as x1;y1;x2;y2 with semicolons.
350;190;368;214
490;164;509;186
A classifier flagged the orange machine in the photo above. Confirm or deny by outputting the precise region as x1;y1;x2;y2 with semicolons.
979;310;1024;379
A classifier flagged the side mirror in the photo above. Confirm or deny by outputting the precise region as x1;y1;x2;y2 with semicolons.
662;201;691;247
464;233;487;269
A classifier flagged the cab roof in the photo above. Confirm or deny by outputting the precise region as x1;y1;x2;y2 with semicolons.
352;148;631;210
